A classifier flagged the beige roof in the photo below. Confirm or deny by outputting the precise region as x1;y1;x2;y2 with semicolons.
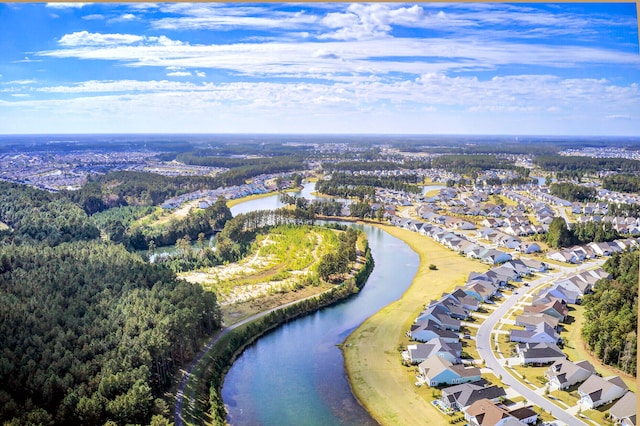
465;399;511;426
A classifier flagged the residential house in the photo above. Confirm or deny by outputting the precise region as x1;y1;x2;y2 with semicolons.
535;285;581;305
517;242;542;254
465;399;536;426
517;342;566;365
406;338;462;365
461;281;498;302
409;320;460;343
431;297;471;320
441;381;507;411
545;359;596;390
519;258;547;273
419;356;481;387
547;250;578;264
415;304;462;331
609;391;636;426
579;375;628;409
507;406;538;425
515;313;560;331
447;289;481;312
523;299;568;322
509;321;559;344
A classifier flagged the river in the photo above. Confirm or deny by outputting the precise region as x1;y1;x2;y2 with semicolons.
222;184;420;425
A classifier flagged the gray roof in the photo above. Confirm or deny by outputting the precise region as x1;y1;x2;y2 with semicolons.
448;383;507;408
610;391;636;421
518;342;566;360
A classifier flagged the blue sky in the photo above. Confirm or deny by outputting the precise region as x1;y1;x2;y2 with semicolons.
0;2;638;135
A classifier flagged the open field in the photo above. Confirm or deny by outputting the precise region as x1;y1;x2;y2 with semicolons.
342;225;481;425
180;225;339;305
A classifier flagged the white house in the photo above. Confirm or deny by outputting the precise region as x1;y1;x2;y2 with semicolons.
578;375;628;409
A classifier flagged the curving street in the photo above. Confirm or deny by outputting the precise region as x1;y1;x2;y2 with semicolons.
476;260;604;426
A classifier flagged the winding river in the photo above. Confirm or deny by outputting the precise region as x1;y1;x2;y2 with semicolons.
222;184;420;425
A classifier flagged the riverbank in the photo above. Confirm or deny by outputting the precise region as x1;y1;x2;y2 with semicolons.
342;225;481;425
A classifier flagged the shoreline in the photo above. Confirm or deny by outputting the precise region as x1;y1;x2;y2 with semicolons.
342;224;481;425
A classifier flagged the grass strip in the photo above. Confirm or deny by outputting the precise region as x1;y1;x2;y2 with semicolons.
342;225;481;426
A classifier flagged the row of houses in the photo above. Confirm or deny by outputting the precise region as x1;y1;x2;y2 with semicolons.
545;357;633;416
161;179;273;209
509;268;607;362
390;216;519;265
598;188;640;208
572;201;609;216
575;214;640;235
507;267;636;420
547;239;638;263
476;227;542;253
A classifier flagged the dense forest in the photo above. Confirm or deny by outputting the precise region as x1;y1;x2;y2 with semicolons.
322;160;401;171
535;155;640;175
602;174;640;194
316;172;421;199
0;182;225;425
582;250;638;376
0;242;221;425
176;152;306;186
64;171;220;209
0;182;100;246
130;197;233;250
429;154;530;176
544;217;619;249
548;182;597;202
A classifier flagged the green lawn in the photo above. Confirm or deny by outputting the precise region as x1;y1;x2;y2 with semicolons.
496;334;516;358
545;387;579;408
511;365;549;388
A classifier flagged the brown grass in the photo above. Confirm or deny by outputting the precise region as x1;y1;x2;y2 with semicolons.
342;225;481;426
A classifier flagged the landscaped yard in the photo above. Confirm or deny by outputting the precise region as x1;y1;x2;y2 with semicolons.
496;333;516;358
511;364;550;388
545;387;580;408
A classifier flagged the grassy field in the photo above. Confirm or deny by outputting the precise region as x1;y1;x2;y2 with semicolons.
180;225;340;307
342;225;481;426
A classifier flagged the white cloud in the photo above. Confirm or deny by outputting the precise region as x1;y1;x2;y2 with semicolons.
82;14;104;20
59;31;144;47
108;13;137;23
195;71;206;78
167;71;192;77
4;79;37;85
13;57;42;63
149;3;320;32
46;3;91;9
39;34;640;81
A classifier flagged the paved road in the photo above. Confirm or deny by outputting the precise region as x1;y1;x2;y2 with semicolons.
476;260;604;426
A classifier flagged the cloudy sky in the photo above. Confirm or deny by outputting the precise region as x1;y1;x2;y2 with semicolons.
0;2;638;135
